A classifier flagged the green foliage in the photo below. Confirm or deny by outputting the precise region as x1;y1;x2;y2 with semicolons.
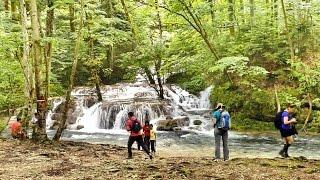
0;118;6;134
167;73;206;95
1;0;320;132
0;15;26;110
232;115;276;132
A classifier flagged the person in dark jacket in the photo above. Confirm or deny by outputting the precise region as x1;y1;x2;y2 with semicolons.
279;104;297;158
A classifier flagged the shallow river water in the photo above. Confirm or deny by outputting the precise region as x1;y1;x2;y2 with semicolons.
46;129;320;159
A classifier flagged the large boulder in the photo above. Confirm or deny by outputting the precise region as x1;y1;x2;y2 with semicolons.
174;116;190;126
157;116;190;131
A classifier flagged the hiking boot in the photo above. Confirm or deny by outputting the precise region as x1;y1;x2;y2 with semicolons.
279;150;285;158
127;156;133;159
284;153;290;158
149;154;153;159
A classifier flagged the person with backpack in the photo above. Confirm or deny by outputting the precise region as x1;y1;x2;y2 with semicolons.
278;104;297;158
212;103;231;161
126;112;152;159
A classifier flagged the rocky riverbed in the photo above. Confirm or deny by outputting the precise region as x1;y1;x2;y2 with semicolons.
0;139;319;179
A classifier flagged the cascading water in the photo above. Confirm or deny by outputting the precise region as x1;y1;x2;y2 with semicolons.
47;83;213;133
199;86;213;109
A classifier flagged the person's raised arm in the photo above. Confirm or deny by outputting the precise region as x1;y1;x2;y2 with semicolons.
284;116;297;124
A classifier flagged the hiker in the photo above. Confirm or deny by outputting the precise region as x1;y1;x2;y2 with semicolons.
150;124;157;155
126;112;152;159
10;117;26;140
212;103;231;161
279;104;297;158
143;121;151;150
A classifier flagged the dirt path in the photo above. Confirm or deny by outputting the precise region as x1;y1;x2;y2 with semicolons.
0;139;319;180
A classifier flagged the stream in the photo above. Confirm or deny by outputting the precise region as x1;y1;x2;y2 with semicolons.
46;129;320;159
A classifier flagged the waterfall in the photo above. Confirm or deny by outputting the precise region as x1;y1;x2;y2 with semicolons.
199;86;213;109
46;98;63;129
47;83;213;132
78;103;102;131
113;108;129;130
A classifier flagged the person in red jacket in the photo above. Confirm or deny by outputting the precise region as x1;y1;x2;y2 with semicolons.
143;121;151;150
126;112;152;159
10;117;26;140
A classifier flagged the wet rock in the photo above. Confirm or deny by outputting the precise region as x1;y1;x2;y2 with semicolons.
51;113;61;121
173;127;182;131
174;116;190;126
157;116;189;131
76;125;84;130
67;115;77;124
85;96;96;108
193;120;202;125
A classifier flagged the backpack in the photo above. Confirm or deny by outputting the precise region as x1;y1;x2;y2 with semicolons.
274;111;283;129
217;111;231;130
131;120;142;133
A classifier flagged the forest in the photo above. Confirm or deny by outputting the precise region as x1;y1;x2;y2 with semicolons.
1;0;320;179
0;0;320;141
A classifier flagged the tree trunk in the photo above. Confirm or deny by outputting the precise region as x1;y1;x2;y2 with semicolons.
105;0;114;69
11;0;19;21
178;0;219;60
44;0;54;101
19;0;33;130
87;13;103;102
155;0;164;100
274;86;281;112
273;0;278;24
95;79;103;102
69;3;75;32
106;0;113;18
301;93;312;133
53;0;84;141
160;0;219;60
209;0;215;26
250;0;255;27
144;67;156;85
280;0;295;60
30;0;48;141
228;0;235;36
239;0;244;23
120;0;137;47
4;0;9;11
